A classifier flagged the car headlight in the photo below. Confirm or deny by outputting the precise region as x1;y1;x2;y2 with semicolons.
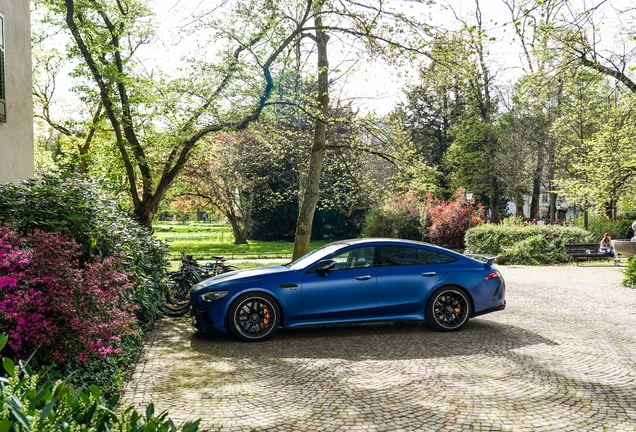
200;291;230;302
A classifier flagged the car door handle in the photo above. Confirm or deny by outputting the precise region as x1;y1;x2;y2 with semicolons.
355;275;372;280
278;283;298;290
421;272;437;277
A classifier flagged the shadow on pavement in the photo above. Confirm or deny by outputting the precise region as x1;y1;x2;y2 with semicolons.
182;317;557;361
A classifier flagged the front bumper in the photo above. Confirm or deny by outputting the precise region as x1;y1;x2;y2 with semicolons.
190;300;219;333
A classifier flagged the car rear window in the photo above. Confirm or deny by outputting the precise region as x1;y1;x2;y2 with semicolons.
419;249;459;264
381;246;459;266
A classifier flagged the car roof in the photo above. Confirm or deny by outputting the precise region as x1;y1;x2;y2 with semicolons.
331;238;461;254
332;238;438;247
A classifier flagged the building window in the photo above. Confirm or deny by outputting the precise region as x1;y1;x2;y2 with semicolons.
0;13;5;123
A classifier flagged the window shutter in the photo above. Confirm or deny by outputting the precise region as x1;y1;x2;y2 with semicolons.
0;13;5;122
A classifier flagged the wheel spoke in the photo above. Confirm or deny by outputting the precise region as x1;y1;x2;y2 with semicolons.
233;297;277;339
432;290;468;330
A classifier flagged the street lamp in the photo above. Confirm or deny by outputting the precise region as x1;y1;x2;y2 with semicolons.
465;190;473;230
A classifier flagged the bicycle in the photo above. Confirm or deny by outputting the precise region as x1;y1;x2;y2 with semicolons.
203;255;240;276
160;252;239;317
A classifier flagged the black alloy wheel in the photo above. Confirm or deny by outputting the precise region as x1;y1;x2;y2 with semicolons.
425;287;471;331
228;293;280;342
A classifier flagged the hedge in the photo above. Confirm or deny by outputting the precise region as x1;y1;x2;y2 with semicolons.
465;224;592;265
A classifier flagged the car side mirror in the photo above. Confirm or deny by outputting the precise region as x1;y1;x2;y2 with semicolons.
316;259;336;274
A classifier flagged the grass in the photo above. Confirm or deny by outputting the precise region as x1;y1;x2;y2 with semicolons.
154;222;330;260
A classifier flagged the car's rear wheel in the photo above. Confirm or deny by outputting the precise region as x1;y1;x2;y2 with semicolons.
425;286;471;332
228;293;280;342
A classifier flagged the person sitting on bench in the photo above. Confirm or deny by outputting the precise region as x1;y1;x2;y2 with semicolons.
599;233;619;265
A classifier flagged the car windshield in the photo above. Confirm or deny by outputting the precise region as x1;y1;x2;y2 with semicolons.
286;243;348;269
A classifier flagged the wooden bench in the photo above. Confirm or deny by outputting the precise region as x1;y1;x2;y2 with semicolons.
565;243;617;266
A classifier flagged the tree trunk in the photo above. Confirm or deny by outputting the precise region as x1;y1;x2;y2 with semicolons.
292;9;329;260
515;191;524;217
549;192;557;222
530;146;545;220
490;171;500;221
133;201;157;229
227;212;248;244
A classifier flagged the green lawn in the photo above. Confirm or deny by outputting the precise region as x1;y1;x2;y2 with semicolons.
154;222;330;260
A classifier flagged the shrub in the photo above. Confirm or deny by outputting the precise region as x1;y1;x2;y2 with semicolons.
422;188;484;249
465;224;591;265
362;207;422;240
0;227;138;365
623;257;636;288
363;188;484;248
0;334;204;432
0;175;169;327
49;333;142;398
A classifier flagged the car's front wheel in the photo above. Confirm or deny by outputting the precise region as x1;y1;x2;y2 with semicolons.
228;293;281;342
425;286;471;332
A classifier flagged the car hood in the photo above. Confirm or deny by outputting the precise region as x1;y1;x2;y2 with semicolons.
191;265;293;293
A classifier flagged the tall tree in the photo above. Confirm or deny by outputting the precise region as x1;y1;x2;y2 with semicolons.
36;0;315;227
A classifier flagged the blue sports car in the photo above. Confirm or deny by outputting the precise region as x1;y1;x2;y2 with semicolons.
190;238;506;341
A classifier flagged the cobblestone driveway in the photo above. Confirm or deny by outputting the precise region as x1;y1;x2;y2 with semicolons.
122;266;636;431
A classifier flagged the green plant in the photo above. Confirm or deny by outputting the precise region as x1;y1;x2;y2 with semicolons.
48;333;142;398
465;224;591;265
0;334;204;431
623;258;636;288
572;217;633;241
0;175;170;328
362;207;422;240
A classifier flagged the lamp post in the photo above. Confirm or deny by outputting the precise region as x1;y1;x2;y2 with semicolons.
465;190;473;230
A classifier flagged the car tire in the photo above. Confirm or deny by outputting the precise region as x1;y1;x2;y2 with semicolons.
425;286;471;332
227;292;281;342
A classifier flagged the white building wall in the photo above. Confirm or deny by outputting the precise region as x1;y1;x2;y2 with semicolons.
0;0;33;183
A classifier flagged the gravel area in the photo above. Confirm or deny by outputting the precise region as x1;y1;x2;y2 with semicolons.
122;265;636;431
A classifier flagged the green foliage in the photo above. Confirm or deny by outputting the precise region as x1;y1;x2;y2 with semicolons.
572;217;633;242
48;334;142;398
362;207;422;241
0;333;205;432
623;257;636;288
465;224;591;265
0;175;169;328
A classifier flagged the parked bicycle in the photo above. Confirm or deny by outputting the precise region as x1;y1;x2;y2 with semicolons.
160;252;239;317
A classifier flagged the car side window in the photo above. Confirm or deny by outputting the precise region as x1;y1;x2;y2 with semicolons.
330;246;376;270
381;247;420;266
418;249;459;264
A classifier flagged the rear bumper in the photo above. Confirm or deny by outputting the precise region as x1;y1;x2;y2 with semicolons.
473;300;506;318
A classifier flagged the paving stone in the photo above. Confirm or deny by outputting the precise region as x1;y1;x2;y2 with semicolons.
122;266;636;431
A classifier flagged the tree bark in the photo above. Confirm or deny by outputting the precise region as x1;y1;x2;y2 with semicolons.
292;7;329;260
530;146;545;220
515;191;525;217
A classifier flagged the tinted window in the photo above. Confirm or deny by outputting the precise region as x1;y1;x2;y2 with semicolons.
418;249;459;264
381;247;420;266
331;246;376;270
380;246;459;265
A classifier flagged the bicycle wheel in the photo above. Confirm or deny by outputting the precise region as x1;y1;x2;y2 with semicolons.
160;301;191;317
164;275;192;306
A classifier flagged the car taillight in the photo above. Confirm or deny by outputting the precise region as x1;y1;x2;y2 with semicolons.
485;271;501;280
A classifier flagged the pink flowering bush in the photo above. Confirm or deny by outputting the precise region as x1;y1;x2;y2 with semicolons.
423;188;485;249
0;226;138;364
